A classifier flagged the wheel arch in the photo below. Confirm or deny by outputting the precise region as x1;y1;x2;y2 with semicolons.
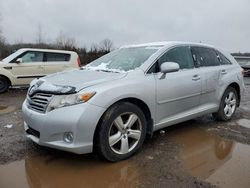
0;74;12;86
93;97;154;150
228;82;241;106
214;82;241;121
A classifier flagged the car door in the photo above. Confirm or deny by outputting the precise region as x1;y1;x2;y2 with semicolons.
216;49;235;82
8;51;45;85
153;46;202;128
191;47;221;106
44;52;71;75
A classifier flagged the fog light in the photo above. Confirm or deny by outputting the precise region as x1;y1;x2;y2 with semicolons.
63;132;74;143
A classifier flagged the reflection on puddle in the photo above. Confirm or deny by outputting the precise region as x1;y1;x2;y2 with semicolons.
168;127;250;188
0;106;8;110
0;105;16;114
0;156;138;188
237;119;250;129
0;126;250;188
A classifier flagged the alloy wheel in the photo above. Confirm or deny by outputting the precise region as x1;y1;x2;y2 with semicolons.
224;91;236;117
108;112;142;155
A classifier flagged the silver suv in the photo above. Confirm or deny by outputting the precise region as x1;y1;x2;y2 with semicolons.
22;42;245;161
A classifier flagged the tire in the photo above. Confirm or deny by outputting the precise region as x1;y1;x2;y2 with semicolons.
95;102;147;162
213;87;238;121
0;76;10;93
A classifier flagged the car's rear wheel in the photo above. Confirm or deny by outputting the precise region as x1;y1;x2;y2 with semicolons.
95;102;147;162
213;87;238;121
0;76;10;93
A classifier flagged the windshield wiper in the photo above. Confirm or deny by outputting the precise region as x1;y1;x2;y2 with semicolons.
96;69;120;73
82;66;122;73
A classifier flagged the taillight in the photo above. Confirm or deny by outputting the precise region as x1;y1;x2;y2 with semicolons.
241;68;245;76
77;57;81;67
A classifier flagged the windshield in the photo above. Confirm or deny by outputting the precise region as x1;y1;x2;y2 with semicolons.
2;49;24;63
85;46;160;72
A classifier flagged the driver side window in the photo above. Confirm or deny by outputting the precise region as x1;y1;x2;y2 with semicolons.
148;46;194;73
21;51;44;63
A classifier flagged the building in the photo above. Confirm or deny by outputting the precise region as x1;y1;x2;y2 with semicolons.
233;56;250;76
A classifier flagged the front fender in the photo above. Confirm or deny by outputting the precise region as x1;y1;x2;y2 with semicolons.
217;66;244;104
86;75;156;121
0;68;15;85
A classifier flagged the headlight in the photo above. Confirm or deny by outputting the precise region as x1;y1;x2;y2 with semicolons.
47;92;96;112
30;78;39;86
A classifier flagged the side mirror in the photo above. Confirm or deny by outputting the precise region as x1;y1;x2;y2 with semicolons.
16;58;23;64
160;62;180;74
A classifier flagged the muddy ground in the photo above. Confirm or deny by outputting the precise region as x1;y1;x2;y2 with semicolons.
0;78;250;188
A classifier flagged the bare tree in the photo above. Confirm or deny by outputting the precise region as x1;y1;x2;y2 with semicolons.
99;38;113;52
90;43;99;52
0;13;4;43
0;13;7;59
36;23;43;44
0;29;1;38
55;31;76;50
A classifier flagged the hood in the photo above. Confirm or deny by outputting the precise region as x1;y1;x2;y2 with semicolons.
39;69;127;92
0;61;6;66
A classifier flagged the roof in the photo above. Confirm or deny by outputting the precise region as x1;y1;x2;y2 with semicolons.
18;48;76;54
120;41;215;49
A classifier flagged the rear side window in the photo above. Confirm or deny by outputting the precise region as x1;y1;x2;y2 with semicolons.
216;51;232;65
191;47;220;67
45;52;70;62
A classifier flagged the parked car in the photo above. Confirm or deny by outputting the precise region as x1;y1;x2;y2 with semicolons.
234;56;250;76
0;48;81;93
22;42;245;161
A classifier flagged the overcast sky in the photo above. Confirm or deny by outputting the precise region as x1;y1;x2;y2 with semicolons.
0;0;249;52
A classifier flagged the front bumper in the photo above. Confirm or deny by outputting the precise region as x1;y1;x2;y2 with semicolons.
22;100;106;154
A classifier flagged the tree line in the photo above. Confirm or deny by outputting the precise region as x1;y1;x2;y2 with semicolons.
0;14;113;65
0;34;113;65
1;14;249;63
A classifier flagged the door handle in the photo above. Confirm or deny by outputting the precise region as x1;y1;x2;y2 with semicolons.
192;75;200;81
38;65;43;69
221;69;227;75
63;64;70;67
4;67;12;70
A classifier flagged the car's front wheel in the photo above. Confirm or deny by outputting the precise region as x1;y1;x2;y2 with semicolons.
0;76;10;93
95;102;147;162
213;87;238;121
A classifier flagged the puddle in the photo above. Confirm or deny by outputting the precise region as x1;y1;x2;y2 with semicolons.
0;105;16;115
0;126;250;188
237;119;250;128
0;156;138;188
168;126;250;188
0;106;8;110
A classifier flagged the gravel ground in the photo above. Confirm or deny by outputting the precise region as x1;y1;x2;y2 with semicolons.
0;78;250;188
202;78;250;145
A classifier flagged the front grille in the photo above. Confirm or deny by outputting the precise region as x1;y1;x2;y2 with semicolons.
27;93;53;113
26;126;40;138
